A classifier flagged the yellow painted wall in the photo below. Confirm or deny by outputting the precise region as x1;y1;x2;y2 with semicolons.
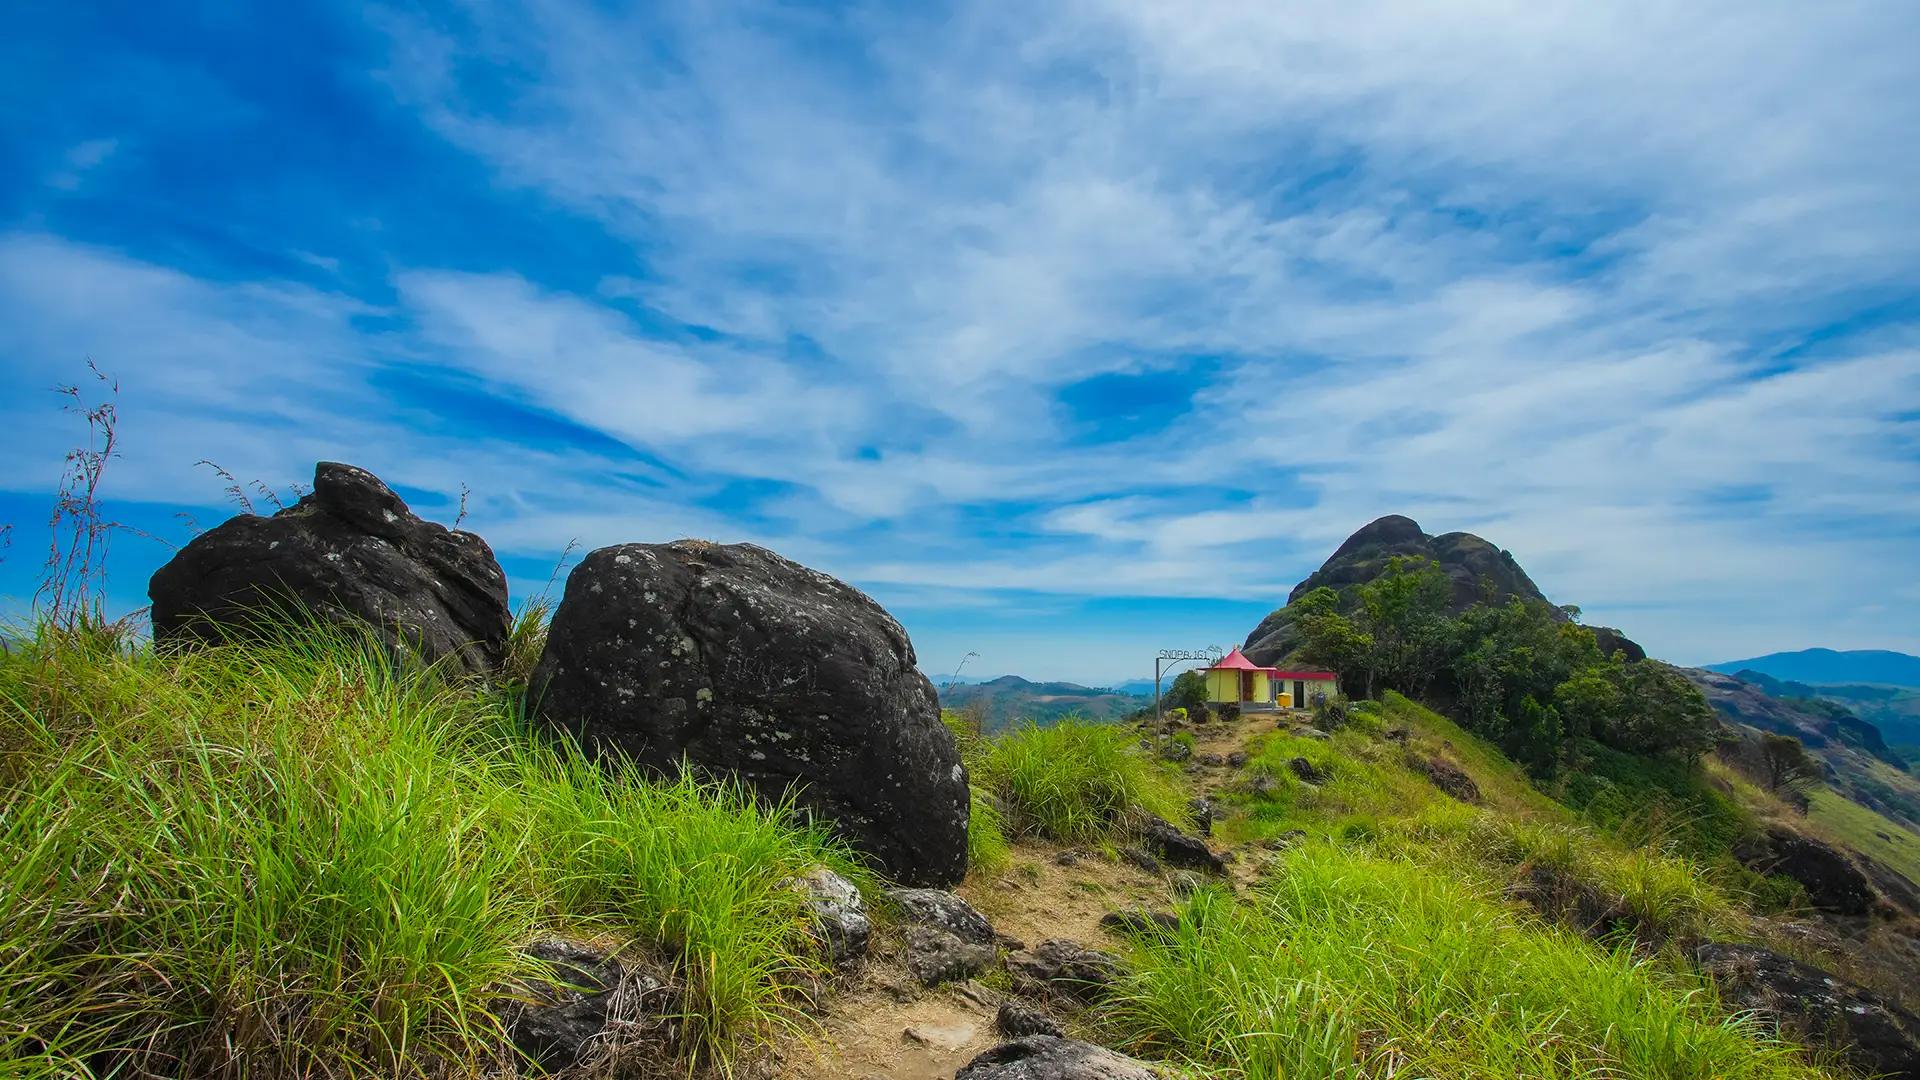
1204;669;1238;702
1205;668;1272;702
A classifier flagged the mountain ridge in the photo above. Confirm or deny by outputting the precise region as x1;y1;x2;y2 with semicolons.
1708;648;1920;689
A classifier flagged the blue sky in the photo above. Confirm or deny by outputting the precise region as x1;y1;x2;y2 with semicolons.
3;1;1917;685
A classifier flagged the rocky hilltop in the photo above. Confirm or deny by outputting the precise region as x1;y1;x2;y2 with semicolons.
1243;515;1642;667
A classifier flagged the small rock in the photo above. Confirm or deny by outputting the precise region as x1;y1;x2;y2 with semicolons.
1099;909;1181;938
1141;815;1226;874
1246;773;1281;798
788;866;871;968
1296;726;1331;740
957;1036;1158;1080
1006;940;1125;1003
1195;752;1225;767
504;940;672;1072
1419;756;1482;804
1119;846;1162;874
1384;728;1410;743
1187;797;1216;837
890;888;998;986
995;1001;1065;1039
1159;739;1192;763
1226;751;1249;768
904;1020;978;1051
1052;850;1080;867
1287;756;1327;785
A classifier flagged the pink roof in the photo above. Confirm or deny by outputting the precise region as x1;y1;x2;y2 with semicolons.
1273;670;1338;680
1209;647;1267;672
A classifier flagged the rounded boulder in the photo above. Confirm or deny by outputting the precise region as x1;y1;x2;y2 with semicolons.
530;540;969;886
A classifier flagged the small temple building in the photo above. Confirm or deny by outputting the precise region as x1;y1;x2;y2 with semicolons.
1203;647;1339;710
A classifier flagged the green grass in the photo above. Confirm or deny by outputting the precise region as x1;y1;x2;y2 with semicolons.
1805;786;1920;883
970;717;1189;843
0;622;865;1077
1104;843;1835;1080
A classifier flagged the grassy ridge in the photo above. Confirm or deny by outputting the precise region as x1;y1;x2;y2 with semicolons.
0;624;864;1077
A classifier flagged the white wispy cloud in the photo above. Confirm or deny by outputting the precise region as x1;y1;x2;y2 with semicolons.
1;1;1915;675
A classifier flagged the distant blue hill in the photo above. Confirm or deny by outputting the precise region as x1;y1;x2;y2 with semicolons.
1706;648;1920;688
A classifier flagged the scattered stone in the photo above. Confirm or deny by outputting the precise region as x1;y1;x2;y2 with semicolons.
996;933;1028;952
1287;757;1327;785
1006;940;1125;1003
503;940;672;1073
1158;739;1192;763
904;1020;978;1051
1384;728;1410;743
1118;847;1162;874
1195;752;1225;767
1099;909;1181;938
1052;850;1081;867
1296;726;1331;740
1187;797;1216;837
788;866;870;968
1246;773;1281;798
1226;751;1249;768
1141;815;1226;874
531;540;969;886
995;1001;1066;1039
1696;942;1920;1079
889;888;997;986
1734;825;1874;915
149;462;511;676
957;1036;1158;1080
1419;756;1482;804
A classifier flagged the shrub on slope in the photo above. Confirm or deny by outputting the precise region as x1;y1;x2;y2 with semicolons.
0;623;863;1077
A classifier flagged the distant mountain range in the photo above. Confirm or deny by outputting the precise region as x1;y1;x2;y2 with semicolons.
1707;648;1920;688
935;674;1149;730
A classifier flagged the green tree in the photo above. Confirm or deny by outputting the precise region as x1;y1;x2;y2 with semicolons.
1759;732;1821;810
1163;670;1208;713
1292;586;1374;696
1355;556;1454;699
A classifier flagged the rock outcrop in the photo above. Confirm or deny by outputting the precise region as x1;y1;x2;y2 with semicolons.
149;462;510;676
1696;942;1920;1079
1733;824;1875;915
957;1036;1159;1080
1241;515;1649;668
530;541;969;886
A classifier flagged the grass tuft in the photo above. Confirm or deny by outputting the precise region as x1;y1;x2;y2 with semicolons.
0;620;859;1076
971;717;1189;843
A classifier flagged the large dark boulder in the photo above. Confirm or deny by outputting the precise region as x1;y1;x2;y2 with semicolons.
1243;515;1562;666
149;462;510;676
1733;824;1874;915
1696;942;1920;1079
957;1036;1158;1080
530;540;968;886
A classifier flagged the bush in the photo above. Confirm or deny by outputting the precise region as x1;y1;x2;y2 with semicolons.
0;622;861;1075
974;718;1189;842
